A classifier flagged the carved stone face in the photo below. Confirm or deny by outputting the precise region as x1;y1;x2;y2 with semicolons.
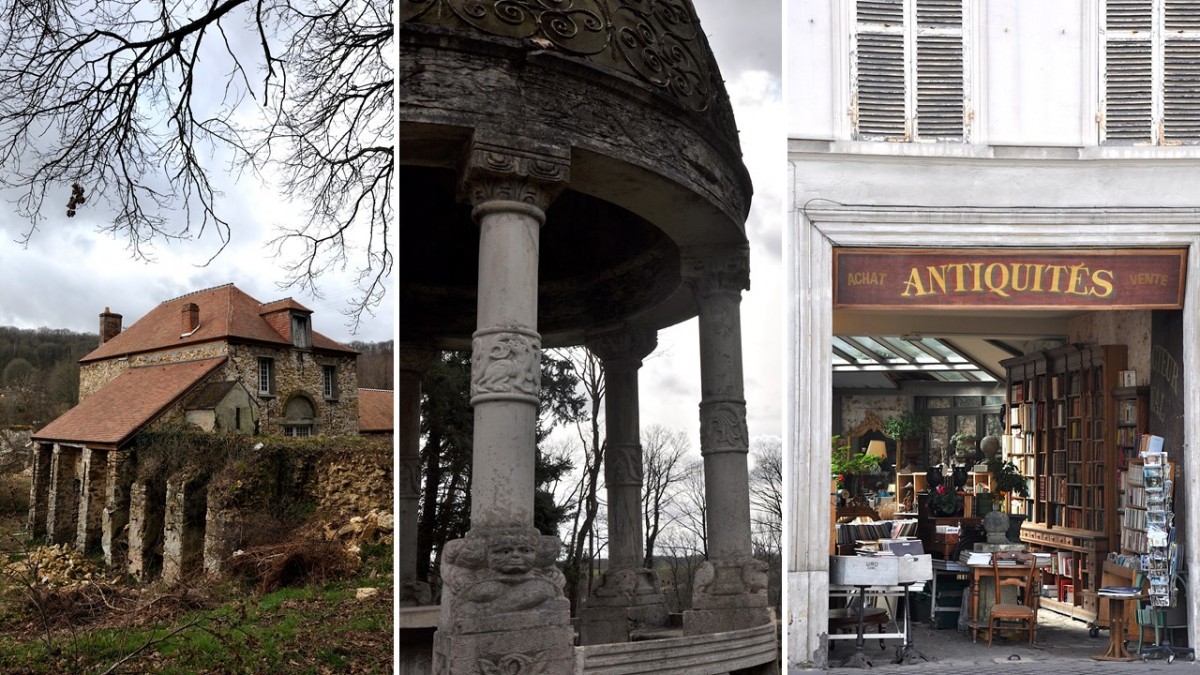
488;537;538;574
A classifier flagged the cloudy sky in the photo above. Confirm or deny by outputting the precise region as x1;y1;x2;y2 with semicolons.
631;0;785;449
0;25;394;346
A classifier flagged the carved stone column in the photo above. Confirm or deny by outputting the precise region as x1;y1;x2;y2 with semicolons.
682;246;773;636
579;326;669;645
400;345;438;607
434;137;574;675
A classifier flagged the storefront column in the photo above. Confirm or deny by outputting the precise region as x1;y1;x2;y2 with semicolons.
400;345;437;607
682;246;773;637
579;325;668;644
433;136;574;675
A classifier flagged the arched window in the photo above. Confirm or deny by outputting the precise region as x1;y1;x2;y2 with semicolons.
283;394;316;437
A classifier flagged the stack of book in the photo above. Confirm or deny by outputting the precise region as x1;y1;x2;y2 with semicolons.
959;550;991;565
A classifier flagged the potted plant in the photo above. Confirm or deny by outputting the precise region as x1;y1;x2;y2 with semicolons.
986;456;1030;505
987;456;1031;541
884;412;929;470
927;483;964;517
830;434;884;495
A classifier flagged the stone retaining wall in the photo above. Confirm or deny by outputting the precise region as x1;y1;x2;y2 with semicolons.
29;437;390;581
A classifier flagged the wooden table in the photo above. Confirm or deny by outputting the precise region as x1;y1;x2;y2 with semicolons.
1091;592;1144;661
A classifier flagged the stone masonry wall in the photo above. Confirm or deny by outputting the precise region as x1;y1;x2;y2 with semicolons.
79;343;230;400
226;344;358;436
313;443;392;517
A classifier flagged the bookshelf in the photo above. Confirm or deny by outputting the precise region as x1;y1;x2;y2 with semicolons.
1114;386;1149;470
1002;344;1127;621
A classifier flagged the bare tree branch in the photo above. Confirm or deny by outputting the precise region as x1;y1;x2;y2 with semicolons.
0;0;393;328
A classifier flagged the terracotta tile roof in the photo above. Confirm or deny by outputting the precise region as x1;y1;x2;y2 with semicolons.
358;388;393;433
33;358;227;447
81;284;355;362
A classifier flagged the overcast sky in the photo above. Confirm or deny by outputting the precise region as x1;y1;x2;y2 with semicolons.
0;25;394;346
632;0;784;449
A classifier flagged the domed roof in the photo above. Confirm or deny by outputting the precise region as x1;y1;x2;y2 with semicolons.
401;0;741;149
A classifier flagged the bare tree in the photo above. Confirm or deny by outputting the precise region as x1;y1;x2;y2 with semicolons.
675;460;708;559
559;347;605;614
0;0;392;327
749;436;783;558
640;424;696;569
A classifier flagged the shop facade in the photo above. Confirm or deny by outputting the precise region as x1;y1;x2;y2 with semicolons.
786;1;1200;669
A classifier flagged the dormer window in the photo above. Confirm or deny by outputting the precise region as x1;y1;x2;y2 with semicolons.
291;313;311;349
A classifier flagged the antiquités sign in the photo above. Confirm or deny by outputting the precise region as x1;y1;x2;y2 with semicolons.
834;248;1186;310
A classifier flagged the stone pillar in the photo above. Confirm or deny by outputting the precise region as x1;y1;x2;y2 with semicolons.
163;473;209;583
75;447;108;553
400;345;437;607
128;479;166;579
433;137;574;675
46;444;80;544
204;490;238;575
102;450;134;567
682;246;773;636
579;326;669;645
27;442;52;537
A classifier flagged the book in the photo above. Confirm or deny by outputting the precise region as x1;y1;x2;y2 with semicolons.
959;550;991;565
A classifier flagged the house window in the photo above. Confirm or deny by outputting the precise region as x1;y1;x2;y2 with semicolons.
852;0;968;142
291;314;311;349
322;365;337;399
284;395;316;438
1103;0;1200;144
257;357;275;395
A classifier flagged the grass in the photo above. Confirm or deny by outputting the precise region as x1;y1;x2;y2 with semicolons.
0;472;394;674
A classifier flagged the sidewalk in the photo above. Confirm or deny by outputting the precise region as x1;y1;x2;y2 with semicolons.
793;608;1195;673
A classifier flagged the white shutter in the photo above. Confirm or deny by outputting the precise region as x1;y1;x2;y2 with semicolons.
1163;0;1200;142
1104;0;1155;142
915;0;964;140
854;0;908;139
1105;41;1155;141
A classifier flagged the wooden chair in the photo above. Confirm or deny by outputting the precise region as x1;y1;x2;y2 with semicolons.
988;551;1039;647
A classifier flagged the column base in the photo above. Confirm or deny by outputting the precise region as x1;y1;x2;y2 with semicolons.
435;528;575;674
684;557;774;635
579;568;670;644
399;579;433;607
433;617;575;675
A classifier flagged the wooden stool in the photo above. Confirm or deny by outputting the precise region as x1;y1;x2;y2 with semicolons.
829;606;890;651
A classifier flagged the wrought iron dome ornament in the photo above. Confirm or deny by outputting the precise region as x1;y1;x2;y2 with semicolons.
401;0;740;144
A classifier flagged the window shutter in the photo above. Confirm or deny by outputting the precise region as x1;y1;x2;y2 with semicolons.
855;0;907;139
1163;1;1200;142
915;0;965;140
1104;1;1155;142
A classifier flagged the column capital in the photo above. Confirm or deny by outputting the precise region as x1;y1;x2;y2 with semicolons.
460;136;571;216
586;325;657;368
399;344;440;376
681;244;750;299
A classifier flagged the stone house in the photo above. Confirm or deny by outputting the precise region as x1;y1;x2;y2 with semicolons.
26;283;365;576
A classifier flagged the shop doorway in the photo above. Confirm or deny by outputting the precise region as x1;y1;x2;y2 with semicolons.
787;207;1200;667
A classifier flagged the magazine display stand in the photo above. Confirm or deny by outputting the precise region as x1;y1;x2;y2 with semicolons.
1137;440;1194;663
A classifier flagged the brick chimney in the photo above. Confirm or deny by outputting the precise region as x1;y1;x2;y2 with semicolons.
99;307;122;346
181;302;200;335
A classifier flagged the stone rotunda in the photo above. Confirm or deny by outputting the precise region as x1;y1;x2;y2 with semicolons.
401;2;775;673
